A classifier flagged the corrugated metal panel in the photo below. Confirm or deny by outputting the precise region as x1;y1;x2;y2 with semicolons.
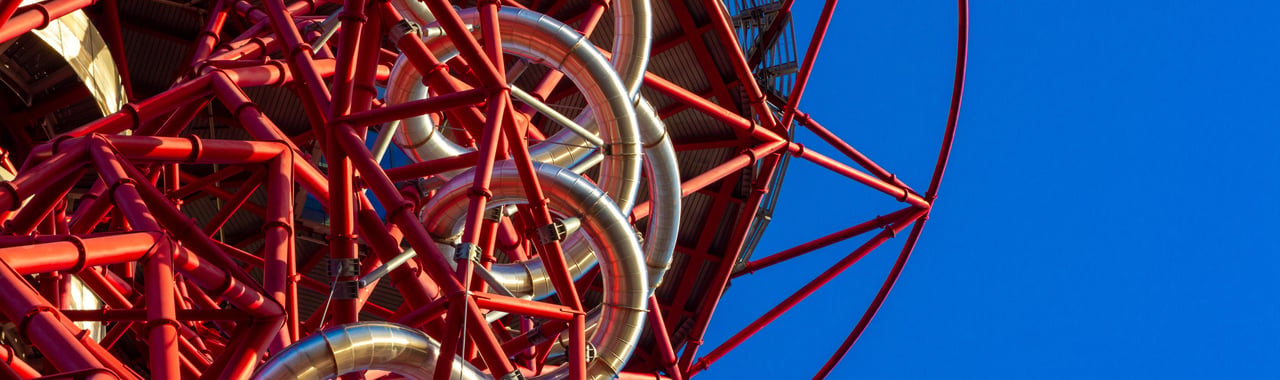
699;32;738;97
648;43;708;97
664;107;735;141
685;0;714;26
244;86;311;135
120;29;188;95
117;0;205;39
682;257;718;311
677;192;713;247
676;147;732;181
656;249;690;301
651;0;684;43
708;202;740;255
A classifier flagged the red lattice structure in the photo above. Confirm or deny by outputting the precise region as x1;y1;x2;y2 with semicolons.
0;0;966;378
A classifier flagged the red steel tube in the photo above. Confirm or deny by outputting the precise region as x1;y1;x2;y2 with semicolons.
496;95;589;379
170;166;246;199
354;201;442;306
59;309;249;322
102;146;284;323
350;8;384;116
331;124;516;376
383;151;481;182
813;215;929;379
786;143;928;208
734;207;916;277
263;154;296;349
99;0;134;101
811;2;968;374
472;292;578;322
616;373;674;380
338;88;491;128
0;145;88;212
0;233;162;275
144;240;181;380
0;258;113;376
87;139;183;379
451;98;507;334
200;169;265;235
647;297;684;380
0;344;39;379
498;320;568;355
795;112;913;192
678;140;786;199
433;298;469;380
61;75;214;138
926;0;970;200
391;293;451;329
686;208;927;376
4;167;87;235
325;92;359;328
379;2;490;131
258;0;334;121
189;0;232;64
109;135;286;164
209;74;308;154
642;74;762;140
0;0;95;43
417;0;504;88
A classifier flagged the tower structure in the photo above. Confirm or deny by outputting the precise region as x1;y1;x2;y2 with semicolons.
0;0;966;378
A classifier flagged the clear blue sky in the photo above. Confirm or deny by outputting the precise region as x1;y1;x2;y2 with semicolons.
698;1;1280;378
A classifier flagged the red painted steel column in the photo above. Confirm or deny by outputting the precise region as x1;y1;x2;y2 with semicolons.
925;0;970;201
436;97;507;380
264;154;296;348
323;0;372;328
103;145;285;379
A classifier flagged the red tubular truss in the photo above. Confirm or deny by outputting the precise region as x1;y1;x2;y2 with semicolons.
0;0;965;378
